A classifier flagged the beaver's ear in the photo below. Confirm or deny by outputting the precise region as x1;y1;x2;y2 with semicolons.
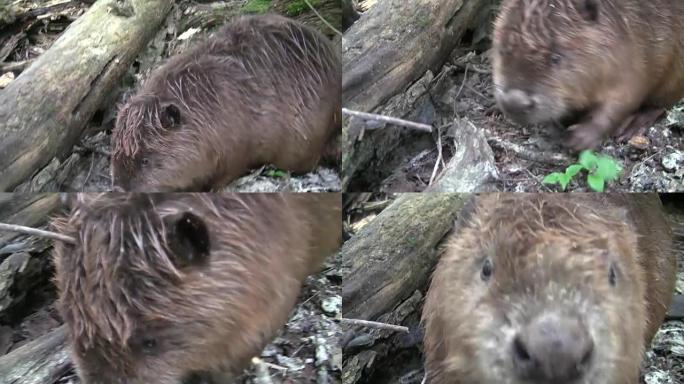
577;0;599;22
159;103;182;129
164;212;211;269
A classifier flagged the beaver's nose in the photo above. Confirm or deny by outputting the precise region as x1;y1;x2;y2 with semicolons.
511;312;594;383
496;88;536;120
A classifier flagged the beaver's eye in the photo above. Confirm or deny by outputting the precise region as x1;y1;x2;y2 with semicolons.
141;337;158;353
481;258;494;281
550;52;563;65
141;158;150;167
609;263;617;287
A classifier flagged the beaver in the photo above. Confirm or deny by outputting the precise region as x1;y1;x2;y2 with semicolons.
492;0;684;150
51;193;341;384
423;193;676;384
111;14;341;192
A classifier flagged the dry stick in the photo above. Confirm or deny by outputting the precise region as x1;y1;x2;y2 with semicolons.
0;60;33;73
429;126;443;186
454;64;469;101
487;136;571;166
340;318;410;333
251;357;275;384
0;222;75;244
303;0;342;36
342;108;433;133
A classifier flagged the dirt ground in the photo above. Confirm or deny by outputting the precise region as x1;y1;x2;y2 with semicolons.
342;193;684;384
1;0;342;193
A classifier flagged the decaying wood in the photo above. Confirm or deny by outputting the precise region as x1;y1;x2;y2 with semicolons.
341;193;469;321
0;326;70;384
427;117;499;192
341;194;469;383
0;0;79;28
0;0;174;191
341;0;496;190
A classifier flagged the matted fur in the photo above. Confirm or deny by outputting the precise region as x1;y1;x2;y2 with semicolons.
492;0;684;149
422;193;675;384
111;14;341;191
52;193;341;384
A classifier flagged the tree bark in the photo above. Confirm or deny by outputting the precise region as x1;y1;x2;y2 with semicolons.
0;326;70;384
0;0;174;191
341;0;498;190
341;193;469;321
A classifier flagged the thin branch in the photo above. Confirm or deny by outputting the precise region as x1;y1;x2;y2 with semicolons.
251;357;275;384
303;0;342;36
487;136;571;166
343;108;433;133
0;60;32;73
0;223;75;244
340;318;410;333
429;126;443;185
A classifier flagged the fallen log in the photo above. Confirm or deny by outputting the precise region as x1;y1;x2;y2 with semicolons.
341;0;498;190
0;326;70;384
341;193;469;321
0;0;174;191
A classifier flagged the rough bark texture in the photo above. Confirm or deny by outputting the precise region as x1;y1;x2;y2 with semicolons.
341;193;469;321
0;0;174;191
427;117;499;192
342;0;497;190
0;326;70;384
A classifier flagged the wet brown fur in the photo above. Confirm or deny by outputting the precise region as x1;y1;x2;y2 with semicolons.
423;193;675;384
492;0;684;149
111;14;341;191
52;193;341;384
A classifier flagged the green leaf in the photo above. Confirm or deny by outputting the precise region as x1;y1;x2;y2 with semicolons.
565;164;584;178
595;156;622;181
265;169;287;178
578;151;599;171
543;173;564;185
587;174;605;192
558;174;571;190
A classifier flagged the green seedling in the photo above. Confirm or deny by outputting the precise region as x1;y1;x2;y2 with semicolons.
264;169;288;178
543;151;622;192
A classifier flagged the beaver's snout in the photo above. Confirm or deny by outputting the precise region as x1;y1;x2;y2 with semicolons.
512;312;595;383
496;88;538;124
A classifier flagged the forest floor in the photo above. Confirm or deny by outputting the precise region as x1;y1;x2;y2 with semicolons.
366;48;684;193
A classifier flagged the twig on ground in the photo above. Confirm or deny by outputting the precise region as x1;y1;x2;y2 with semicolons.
429;126;443;185
488;136;571;166
82;152;96;190
0;60;32;73
454;64;469;101
252;357;275;384
343;108;433;133
465;84;489;102
0;222;75;244
340;318;410;333
453;61;490;74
